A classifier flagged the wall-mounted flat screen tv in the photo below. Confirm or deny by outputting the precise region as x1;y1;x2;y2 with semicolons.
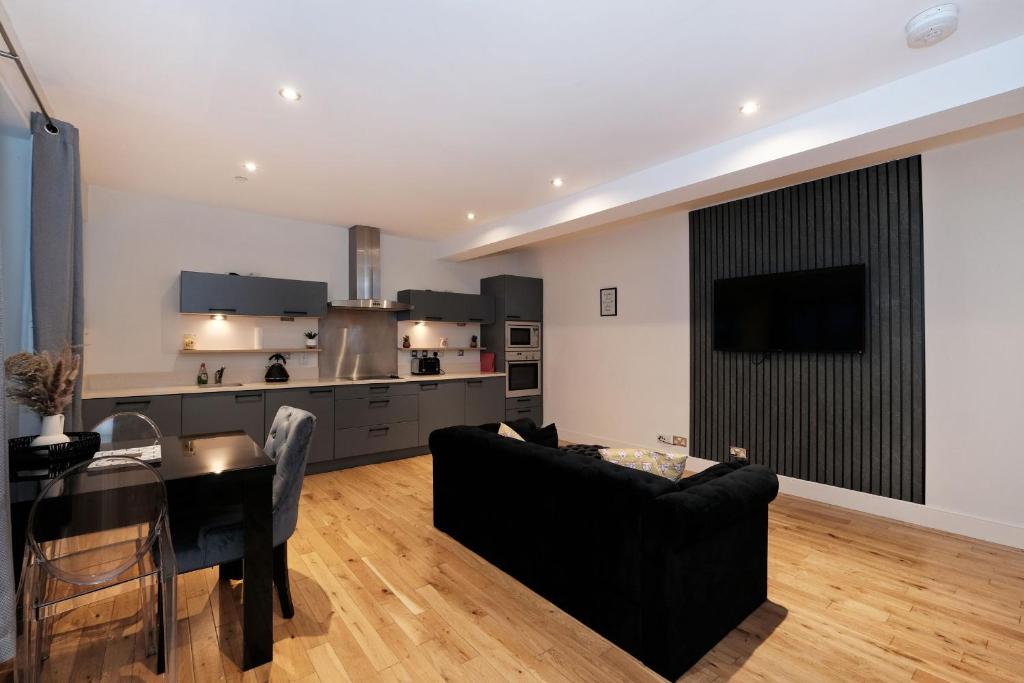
713;264;866;353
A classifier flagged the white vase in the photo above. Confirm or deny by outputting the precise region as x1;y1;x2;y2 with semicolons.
32;414;70;447
305;339;317;348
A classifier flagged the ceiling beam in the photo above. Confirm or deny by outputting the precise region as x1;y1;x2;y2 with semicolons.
438;35;1024;261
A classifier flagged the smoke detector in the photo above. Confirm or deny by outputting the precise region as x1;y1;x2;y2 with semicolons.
906;4;959;48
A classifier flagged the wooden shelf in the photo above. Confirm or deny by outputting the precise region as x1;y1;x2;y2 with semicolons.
179;348;321;354
398;347;485;351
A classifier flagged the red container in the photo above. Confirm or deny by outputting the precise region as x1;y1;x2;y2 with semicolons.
480;351;496;373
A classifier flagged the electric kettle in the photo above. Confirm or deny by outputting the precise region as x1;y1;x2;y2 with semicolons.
264;353;290;383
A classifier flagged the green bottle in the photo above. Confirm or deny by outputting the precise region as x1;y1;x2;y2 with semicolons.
197;362;209;385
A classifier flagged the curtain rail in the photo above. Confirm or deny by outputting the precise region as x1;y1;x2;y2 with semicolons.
0;16;58;134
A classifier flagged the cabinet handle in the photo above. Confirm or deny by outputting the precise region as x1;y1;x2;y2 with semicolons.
283;310;307;316
420;383;438;390
517;409;532;414
115;399;150;406
368;385;390;393
468;317;484;322
235;393;262;402
507;314;521;319
425;316;443;321
208;307;237;313
466;380;482;385
309;388;333;395
368;426;390;434
516;397;531;403
369;399;390;407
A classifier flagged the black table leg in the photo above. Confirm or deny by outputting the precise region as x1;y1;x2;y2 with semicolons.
241;468;274;669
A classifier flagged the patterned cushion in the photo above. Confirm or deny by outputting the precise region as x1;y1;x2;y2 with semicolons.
598;448;688;482
498;422;526;441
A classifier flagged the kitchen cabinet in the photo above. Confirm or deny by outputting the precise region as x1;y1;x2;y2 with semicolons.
180;271;327;318
336;421;419;459
335;394;417;429
506;402;543;426
464;377;505;425
263;386;335;463
181;391;265;442
481;275;543;322
417;380;466;445
82;395;182;436
396;290;494;324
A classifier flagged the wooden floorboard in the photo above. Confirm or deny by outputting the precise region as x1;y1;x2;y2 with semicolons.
7;454;1024;682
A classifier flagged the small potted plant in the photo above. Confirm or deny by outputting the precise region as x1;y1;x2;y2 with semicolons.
4;344;80;446
470;335;478;348
304;331;318;349
402;335;411;349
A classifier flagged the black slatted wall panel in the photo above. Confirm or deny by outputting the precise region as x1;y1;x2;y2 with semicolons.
689;156;925;503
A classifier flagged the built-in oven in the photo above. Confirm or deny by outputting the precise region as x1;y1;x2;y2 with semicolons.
505;351;541;398
505;321;541;351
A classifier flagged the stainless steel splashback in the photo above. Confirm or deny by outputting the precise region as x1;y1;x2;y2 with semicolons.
318;308;398;380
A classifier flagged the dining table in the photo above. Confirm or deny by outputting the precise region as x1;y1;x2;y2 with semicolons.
9;431;277;670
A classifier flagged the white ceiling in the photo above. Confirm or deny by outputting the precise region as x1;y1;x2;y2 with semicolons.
4;0;1024;240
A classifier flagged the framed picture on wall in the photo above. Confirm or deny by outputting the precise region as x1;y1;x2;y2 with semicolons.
600;287;617;317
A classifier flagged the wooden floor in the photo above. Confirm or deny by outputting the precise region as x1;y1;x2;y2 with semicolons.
12;454;1024;682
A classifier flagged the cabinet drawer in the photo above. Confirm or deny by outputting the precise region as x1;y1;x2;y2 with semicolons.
335;394;417;428
264;387;335;464
181;391;265;442
83;395;182;437
335;421;419;459
334;382;418;400
506;403;543;425
506;395;542;410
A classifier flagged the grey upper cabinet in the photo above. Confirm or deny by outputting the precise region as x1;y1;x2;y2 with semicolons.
264;387;335;463
82;395;182;436
396;290;494;324
481;275;543;322
180;271;327;317
417;380;466;445
181;391;265;442
464;377;504;426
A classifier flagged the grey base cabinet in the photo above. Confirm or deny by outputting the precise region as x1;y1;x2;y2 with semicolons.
336;421;419;459
418;380;466;445
264;387;335;463
82;395;182;436
506;396;543;426
464;377;504;426
181;391;265;442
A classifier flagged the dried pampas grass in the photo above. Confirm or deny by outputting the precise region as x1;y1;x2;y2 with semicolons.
4;343;81;416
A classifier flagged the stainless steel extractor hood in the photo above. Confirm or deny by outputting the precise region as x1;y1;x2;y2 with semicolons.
329;225;412;311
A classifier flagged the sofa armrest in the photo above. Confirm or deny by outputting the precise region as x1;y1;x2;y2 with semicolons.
647;464;779;548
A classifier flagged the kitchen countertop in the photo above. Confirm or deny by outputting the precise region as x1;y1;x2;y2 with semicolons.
82;371;507;400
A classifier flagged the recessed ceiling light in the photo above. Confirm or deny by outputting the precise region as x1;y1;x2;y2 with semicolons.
234;175;248;183
243;161;257;173
278;86;302;101
551;177;564;188
739;101;759;115
466;212;476;220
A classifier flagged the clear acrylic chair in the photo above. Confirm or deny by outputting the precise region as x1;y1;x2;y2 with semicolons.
15;456;177;682
90;411;162;448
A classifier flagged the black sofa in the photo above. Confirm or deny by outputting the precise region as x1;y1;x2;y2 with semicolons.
430;424;779;680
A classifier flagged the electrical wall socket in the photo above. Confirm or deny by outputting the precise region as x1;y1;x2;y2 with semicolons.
729;446;748;460
672;435;687;447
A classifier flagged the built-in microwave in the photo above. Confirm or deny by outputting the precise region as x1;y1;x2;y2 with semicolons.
506;351;541;398
505;321;541;351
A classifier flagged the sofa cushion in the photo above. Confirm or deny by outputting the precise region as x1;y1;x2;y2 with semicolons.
498;422;526;440
480;417;558;447
599;448;688;482
676;460;748;491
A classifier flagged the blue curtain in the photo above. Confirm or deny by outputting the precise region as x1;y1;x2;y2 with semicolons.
29;112;83;429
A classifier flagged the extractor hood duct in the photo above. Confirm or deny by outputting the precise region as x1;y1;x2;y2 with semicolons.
329;225;412;311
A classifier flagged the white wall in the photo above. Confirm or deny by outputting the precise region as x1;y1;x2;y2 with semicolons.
520;127;1024;548
922;126;1024;530
83;185;522;387
519;209;690;455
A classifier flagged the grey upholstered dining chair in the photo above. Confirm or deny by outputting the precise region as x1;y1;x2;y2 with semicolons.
173;406;315;617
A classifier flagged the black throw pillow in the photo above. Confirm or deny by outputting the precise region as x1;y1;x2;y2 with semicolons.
527;423;559;448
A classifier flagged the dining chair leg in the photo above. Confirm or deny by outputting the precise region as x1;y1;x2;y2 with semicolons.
219;558;243;581
273;543;295;619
